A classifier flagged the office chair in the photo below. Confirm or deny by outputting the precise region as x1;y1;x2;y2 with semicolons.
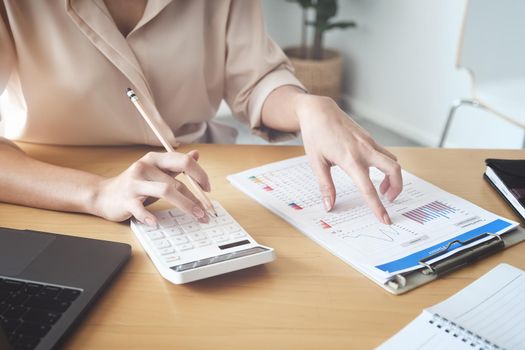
439;0;525;148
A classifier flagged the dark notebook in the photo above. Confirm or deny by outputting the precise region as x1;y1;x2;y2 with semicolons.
484;158;525;222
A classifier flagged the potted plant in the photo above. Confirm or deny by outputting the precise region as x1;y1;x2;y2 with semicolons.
285;0;356;103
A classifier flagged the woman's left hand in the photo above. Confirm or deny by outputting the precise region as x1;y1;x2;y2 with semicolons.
262;86;403;224
295;94;403;224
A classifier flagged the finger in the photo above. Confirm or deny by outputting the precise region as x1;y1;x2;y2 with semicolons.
133;180;208;222
369;151;403;202
173;180;210;223
379;175;390;195
186;151;209;192
374;143;397;161
340;162;391;225
140;166;208;221
150;168;203;205
128;199;157;227
187;150;200;161
307;156;336;211
141;152;211;192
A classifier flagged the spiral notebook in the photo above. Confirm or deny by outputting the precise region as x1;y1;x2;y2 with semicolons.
377;263;525;349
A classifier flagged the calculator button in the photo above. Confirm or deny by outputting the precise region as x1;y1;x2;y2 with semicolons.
181;223;200;233
164;255;180;264
199;220;217;229
159;247;176;256
223;224;241;234
204;228;225;237
175;216;194;225
213;235;230;244
154;212;171;222
188;232;207;241
178;243;194;251
146;231;165;240
207;218;220;227
195;239;212;248
153;240;171;249
164;228;183;237
232;232;247;239
170;236;189;245
143;224;160;232
159;220;178;229
215;216;230;225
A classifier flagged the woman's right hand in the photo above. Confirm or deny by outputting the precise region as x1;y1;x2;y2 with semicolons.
91;150;211;226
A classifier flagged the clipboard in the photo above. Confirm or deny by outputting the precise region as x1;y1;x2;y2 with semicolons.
228;155;524;295
383;225;525;294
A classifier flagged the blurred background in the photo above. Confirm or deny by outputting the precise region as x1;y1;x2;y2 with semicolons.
218;0;525;149
1;0;523;149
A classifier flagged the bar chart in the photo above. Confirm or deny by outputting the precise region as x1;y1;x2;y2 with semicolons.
402;201;456;224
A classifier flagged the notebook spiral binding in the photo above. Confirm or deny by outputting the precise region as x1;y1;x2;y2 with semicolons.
428;314;502;350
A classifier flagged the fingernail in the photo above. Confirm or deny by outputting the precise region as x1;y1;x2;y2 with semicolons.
383;213;392;225
198;215;210;224
144;217;157;227
192;206;206;218
323;197;332;211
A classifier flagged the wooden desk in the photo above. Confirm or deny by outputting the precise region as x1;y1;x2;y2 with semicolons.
2;144;524;349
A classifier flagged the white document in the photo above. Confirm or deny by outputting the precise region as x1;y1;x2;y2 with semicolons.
227;156;518;286
378;263;525;349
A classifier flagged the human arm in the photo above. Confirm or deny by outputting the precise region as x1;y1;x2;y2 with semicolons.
261;86;402;224
0;141;211;225
0;3;214;225
222;1;402;224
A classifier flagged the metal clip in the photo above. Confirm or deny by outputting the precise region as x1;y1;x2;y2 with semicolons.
419;232;504;276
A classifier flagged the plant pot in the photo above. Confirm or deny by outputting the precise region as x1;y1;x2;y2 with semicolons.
284;47;343;103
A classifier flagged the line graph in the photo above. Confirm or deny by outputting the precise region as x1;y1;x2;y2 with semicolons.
340;225;402;243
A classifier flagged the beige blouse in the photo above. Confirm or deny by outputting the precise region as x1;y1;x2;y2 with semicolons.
0;0;303;146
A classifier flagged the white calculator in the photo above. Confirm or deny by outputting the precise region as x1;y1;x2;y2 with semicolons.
131;201;275;284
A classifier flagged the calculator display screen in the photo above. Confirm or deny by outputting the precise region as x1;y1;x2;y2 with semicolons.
218;239;250;250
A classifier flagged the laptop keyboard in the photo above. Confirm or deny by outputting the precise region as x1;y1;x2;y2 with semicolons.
0;277;82;350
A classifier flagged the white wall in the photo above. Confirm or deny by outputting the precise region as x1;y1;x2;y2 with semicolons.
262;0;525;148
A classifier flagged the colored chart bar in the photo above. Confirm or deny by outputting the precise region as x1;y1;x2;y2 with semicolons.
288;202;303;210
402;201;456;224
249;176;273;191
319;220;332;229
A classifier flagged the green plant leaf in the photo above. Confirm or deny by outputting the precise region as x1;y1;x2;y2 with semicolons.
315;0;338;21
325;21;357;30
308;20;356;32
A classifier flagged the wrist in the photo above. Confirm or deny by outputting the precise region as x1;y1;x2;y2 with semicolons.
295;94;337;127
81;175;107;218
261;85;306;132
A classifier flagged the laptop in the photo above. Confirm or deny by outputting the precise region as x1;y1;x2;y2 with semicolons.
0;227;131;350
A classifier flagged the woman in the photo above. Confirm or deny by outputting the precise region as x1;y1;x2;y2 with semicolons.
0;0;402;226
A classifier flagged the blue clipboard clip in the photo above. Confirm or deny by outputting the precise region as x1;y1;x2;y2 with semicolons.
418;232;505;276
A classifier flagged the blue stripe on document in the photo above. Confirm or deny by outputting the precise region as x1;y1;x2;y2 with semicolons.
375;219;512;273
